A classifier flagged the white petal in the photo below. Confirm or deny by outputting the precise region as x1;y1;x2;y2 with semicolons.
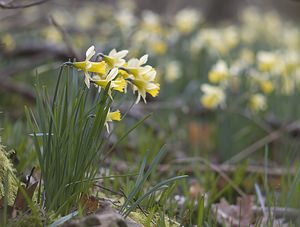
116;59;126;67
140;65;152;75
201;84;210;93
146;83;158;90
115;50;128;58
128;58;139;67
109;49;117;56
86;45;95;60
106;68;118;81
139;55;148;65
145;70;156;81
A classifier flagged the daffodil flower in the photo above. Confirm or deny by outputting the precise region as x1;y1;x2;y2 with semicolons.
259;80;274;94
125;55;152;78
200;84;225;109
105;109;121;133
72;45;96;88
127;54;148;67
257;51;278;72
208;60;229;84
92;68;126;98
249;94;267;112
73;61;107;75
102;49;128;68
131;69;160;103
71;46;161;105
175;8;201;34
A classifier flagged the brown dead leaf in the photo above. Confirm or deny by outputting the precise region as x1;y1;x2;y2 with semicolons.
237;196;254;226
13;181;38;211
213;196;254;227
213;196;298;226
80;195;100;214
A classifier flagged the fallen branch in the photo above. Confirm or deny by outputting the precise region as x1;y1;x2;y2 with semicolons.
170;156;247;197
212;204;300;222
224;120;300;164
171;158;297;177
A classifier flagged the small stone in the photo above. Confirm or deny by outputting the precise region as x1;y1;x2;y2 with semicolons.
84;215;102;226
116;219;128;227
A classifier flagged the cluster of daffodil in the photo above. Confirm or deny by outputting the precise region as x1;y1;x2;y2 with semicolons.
200;48;300;113
2;2;299;59
71;45;160;132
2;1;300;116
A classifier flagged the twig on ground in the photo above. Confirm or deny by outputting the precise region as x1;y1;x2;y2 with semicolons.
212;204;300;221
171;158;297;177
224;120;300;164
171;157;247;197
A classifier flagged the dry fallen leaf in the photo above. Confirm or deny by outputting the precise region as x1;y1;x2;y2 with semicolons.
213;196;254;227
13;181;38;211
80;195;101;214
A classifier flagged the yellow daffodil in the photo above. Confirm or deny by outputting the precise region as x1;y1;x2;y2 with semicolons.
131;69;160;103
73;61;107;75
249;94;267;112
116;9;136;30
128;55;148;67
92;68;126;98
102;49;128;68
71;45;160;104
149;39;167;55
73;45;96;88
165;61;181;83
257;51;278;72
208;60;229;84
260;80;274;94
141;11;162;33
105;109;121;133
118;69;130;79
1;33;16;52
125;55;152;78
175;8;201;34
200;84;225;109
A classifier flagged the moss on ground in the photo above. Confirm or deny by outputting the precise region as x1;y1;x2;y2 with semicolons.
0;142;18;205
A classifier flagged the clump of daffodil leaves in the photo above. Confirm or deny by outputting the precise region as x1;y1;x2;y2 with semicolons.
26;45;160;216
